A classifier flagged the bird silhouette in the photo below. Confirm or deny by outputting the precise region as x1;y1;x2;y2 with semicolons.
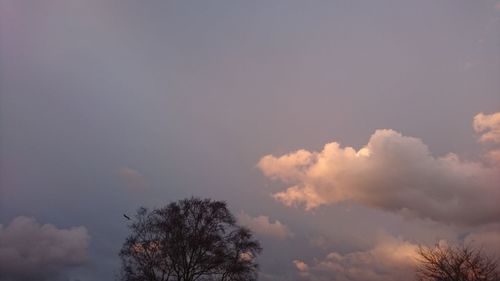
123;214;131;220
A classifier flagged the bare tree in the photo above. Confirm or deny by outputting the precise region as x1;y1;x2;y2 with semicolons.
120;198;261;281
416;242;499;281
119;198;262;281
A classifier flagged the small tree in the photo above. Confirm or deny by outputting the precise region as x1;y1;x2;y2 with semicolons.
416;242;499;281
119;198;262;281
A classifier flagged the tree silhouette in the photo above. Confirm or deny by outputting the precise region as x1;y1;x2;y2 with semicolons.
416;242;499;281
119;198;262;281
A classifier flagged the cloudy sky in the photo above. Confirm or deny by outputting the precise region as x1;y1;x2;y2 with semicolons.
1;1;499;280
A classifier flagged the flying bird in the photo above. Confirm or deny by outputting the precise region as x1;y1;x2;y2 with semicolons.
123;214;131;220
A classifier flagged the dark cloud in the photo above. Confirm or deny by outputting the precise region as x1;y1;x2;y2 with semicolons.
0;217;90;281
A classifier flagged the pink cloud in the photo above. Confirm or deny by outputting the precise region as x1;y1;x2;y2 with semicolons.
259;113;500;225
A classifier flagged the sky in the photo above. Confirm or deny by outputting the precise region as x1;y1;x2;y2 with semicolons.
0;1;499;280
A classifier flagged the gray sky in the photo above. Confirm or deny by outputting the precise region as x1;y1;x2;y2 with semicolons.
1;1;499;280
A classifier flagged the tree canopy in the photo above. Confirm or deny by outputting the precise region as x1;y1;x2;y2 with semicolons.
119;198;262;281
416;242;500;281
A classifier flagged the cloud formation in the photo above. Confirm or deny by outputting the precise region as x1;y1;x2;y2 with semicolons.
0;216;90;281
464;228;500;257
117;167;147;191
294;234;418;281
293;260;309;272
258;113;500;225
474;112;500;144
238;212;292;239
294;228;500;281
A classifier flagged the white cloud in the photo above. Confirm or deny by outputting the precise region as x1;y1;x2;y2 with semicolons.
238;212;292;239
294;234;418;281
0;216;90;281
474;112;500;144
117;167;146;190
258;113;500;225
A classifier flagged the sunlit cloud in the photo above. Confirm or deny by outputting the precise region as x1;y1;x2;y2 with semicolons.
474;112;500;144
294;227;500;281
237;212;293;239
258;113;500;225
240;251;256;262
485;149;500;165
0;216;90;281
294;233;418;281
293;260;309;273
